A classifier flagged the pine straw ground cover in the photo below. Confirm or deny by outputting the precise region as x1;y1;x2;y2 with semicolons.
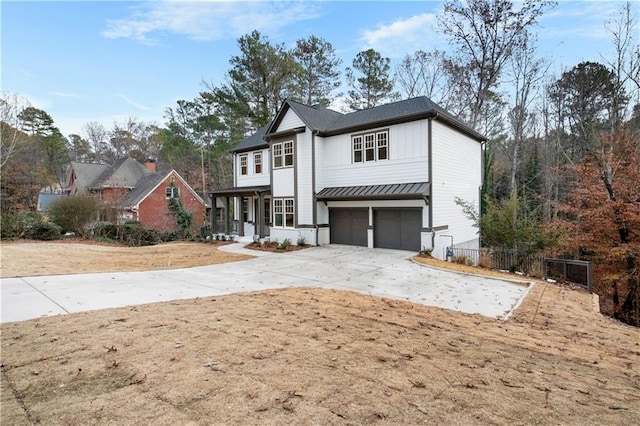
1;282;639;424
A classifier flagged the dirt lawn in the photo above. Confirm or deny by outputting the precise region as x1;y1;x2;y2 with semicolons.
1;241;639;425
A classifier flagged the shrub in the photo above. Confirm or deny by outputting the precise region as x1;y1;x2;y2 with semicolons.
26;221;62;241
49;196;103;237
120;222;160;247
277;238;291;250
297;233;306;246
453;255;468;265
420;246;433;257
0;213;24;239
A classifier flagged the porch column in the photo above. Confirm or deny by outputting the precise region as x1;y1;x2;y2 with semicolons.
258;191;265;238
239;196;245;236
209;195;216;234
225;196;230;235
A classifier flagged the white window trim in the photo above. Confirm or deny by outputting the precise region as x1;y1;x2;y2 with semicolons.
240;154;248;175
254;152;262;174
273;197;295;228
272;141;294;169
165;186;180;199
352;130;389;163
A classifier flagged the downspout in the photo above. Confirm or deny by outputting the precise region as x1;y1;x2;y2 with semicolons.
428;117;434;248
312;130;318;245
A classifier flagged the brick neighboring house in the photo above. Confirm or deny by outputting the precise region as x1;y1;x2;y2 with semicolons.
66;157;206;232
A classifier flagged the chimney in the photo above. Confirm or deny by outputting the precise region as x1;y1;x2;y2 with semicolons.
144;158;156;172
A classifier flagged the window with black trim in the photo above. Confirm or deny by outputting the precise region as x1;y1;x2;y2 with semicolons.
240;154;248;175
352;130;389;163
254;152;262;174
273;141;293;169
273;198;294;228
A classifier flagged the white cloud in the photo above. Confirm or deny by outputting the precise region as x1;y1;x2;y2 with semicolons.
51;91;86;99
114;94;150;111
360;13;439;58
103;0;320;43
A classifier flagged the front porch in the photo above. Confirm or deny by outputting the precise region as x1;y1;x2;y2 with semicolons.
208;185;272;239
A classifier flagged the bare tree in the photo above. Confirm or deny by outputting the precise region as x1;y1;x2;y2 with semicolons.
82;121;109;163
0;92;29;172
507;34;548;193
394;50;454;108
603;1;640;127
437;0;555;131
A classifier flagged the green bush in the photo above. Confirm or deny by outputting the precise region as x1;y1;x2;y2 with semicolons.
121;223;160;247
49;196;103;237
0;213;24;239
26;221;62;240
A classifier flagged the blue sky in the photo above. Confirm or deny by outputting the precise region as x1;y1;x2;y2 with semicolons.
1;0;633;137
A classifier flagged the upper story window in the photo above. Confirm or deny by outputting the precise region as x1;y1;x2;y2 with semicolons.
273;140;293;169
353;130;389;163
240;154;248;175
165;186;180;199
254;152;262;174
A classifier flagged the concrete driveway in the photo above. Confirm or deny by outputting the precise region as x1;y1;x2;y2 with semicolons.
0;244;532;323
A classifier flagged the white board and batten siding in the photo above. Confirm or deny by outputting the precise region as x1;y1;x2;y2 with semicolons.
278;109;305;131
295;131;314;225
315;120;429;191
431;121;482;258
235;148;270;187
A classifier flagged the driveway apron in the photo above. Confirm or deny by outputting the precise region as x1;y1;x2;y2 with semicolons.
1;245;532;323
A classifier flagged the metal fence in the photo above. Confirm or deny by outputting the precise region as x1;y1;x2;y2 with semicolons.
448;247;592;289
449;247;545;276
544;258;592;291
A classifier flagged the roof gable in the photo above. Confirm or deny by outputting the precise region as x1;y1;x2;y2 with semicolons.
121;170;206;209
232;96;486;153
68;162;109;193
91;157;150;189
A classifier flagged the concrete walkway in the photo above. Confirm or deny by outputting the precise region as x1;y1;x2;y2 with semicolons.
0;244;533;323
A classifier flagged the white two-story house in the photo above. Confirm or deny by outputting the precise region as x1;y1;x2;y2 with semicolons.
208;97;485;259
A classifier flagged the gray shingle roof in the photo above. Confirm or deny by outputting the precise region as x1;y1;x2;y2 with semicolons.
120;172;167;208
235;96;485;152
232;125;270;153
91;157;150;189
69;162;109;194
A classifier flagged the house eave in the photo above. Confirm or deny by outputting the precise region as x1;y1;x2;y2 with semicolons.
265;126;306;141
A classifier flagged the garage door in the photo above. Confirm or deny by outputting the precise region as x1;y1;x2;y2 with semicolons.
374;209;421;251
329;208;368;247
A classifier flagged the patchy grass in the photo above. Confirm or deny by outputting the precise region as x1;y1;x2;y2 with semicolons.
0;240;252;278
1;284;639;425
1;241;638;424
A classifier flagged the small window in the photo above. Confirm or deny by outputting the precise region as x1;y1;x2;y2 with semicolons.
273;199;283;227
377;132;388;160
165;187;180;199
353;136;363;163
365;134;375;162
254;152;262;174
273;143;283;169
240;155;247;175
284;141;294;167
